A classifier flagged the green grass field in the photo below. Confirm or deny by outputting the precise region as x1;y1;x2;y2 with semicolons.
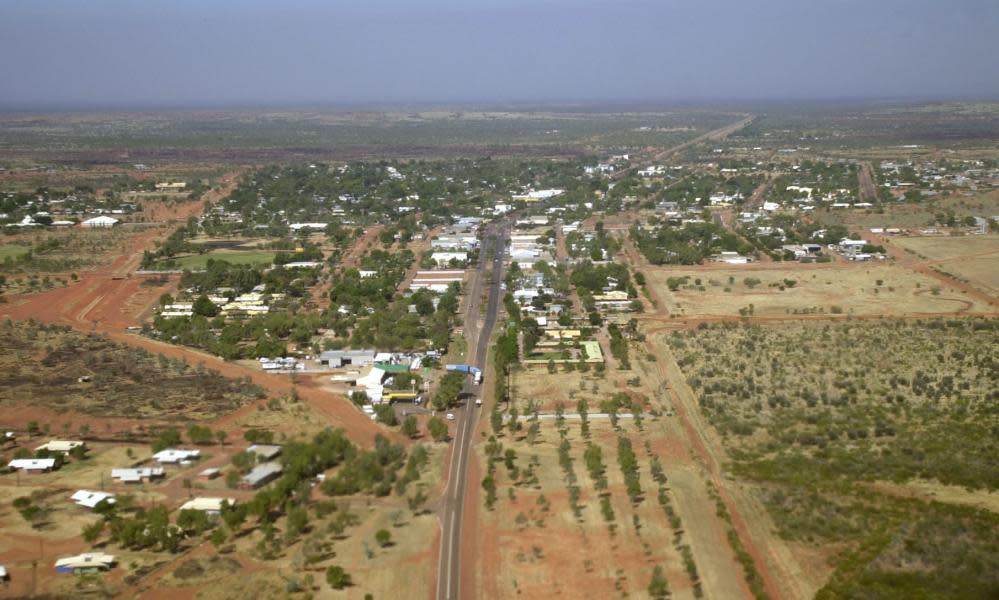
153;251;275;270
0;245;30;260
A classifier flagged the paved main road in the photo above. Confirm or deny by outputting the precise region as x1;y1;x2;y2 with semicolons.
437;219;509;600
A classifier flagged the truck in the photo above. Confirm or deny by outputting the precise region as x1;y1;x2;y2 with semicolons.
446;364;483;385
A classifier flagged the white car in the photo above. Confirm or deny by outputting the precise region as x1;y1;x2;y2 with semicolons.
446;413;456;421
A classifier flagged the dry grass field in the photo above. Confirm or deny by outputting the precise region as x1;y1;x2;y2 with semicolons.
893;234;999;295
646;262;989;318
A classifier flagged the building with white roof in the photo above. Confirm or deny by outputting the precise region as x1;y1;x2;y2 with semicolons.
152;449;201;464
71;490;116;509
110;467;165;483
179;497;235;514
55;553;116;573
35;440;86;453
81;216;120;228
8;458;57;473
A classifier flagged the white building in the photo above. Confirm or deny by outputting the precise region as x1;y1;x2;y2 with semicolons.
152;449;201;464
81;216;119;228
35;440;86;453
110;467;165;483
71;490;116;509
55;553;116;573
429;251;468;266
179;497;235;515
8;458;57;473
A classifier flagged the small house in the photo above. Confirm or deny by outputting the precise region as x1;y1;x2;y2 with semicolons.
153;449;201;464
246;444;283;461
81;216;119;228
71;490;116;509
8;458;57;473
54;553;115;574
110;467;165;483
35;440;85;453
240;462;283;489
179;497;234;516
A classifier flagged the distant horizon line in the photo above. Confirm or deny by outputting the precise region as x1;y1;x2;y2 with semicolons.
2;94;997;114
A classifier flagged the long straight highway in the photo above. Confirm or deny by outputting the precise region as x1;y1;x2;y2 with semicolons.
436;218;509;600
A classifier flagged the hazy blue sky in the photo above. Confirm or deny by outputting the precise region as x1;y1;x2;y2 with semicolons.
2;0;998;108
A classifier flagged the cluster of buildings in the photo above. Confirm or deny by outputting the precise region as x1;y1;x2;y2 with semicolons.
510;217;556;270
430;218;481;253
0;181;193;229
880;159;999;199
324;351;430;404
511;188;564;202
159;287;277;319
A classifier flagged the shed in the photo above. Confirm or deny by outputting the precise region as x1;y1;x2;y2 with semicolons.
198;468;221;480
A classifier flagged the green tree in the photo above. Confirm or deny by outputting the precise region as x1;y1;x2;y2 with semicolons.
648;565;670;598
187;424;214;445
427;417;449;442
286;506;309;540
401;415;419;439
375;528;392;548
151;428;182;452
82;520;104;544
193;294;219;317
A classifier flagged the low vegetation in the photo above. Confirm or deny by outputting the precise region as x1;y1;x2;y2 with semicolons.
0;319;264;420
668;318;999;597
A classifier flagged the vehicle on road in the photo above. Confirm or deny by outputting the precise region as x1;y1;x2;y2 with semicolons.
446;413;455;421
475;398;482;406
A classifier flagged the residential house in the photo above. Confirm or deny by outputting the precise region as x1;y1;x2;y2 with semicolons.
71;490;116;509
55;553;116;574
35;440;86;453
8;458;57;473
179;497;235;516
81;216;119;228
241;462;283;489
152;449;201;464
110;467;165;483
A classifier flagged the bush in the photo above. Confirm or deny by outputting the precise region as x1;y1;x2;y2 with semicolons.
326;565;351;590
